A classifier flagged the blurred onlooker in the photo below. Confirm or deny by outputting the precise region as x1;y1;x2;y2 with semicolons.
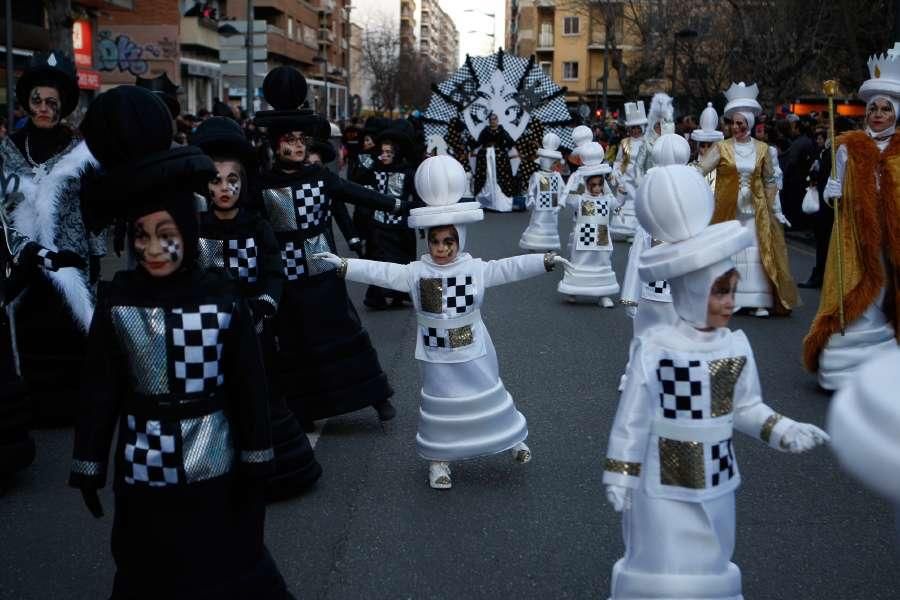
0;117;7;139
780;113;817;228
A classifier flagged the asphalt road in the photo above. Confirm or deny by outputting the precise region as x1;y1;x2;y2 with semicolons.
1;210;897;599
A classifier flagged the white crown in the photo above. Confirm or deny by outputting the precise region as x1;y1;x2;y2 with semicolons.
723;81;761;117
690;102;724;143
860;42;900;102
624;100;648;126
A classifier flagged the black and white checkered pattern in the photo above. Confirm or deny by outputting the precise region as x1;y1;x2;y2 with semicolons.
597;201;609;217
422;327;447;348
710;439;735;486
657;358;705;419
538;192;555;209
170;305;232;394
578;223;598;246
281;242;305;280
374;210;405;225
226;238;258;283
445;276;475;314
36;247;54;269
374;171;389;194
294;181;326;229
124;415;179;487
648;280;669;294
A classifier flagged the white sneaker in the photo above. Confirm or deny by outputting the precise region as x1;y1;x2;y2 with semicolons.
600;297;615;308
511;442;532;463
753;307;770;318
429;461;452;489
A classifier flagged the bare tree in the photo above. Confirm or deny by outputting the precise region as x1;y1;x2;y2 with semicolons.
45;0;74;55
360;22;402;114
397;55;450;111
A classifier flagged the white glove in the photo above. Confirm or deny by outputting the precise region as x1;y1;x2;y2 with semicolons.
780;422;830;453
823;177;842;200
625;304;637;319
313;252;343;267
553;255;573;270
605;484;631;512
774;211;791;227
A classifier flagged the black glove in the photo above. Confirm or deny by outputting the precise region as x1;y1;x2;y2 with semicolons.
348;238;364;258
18;242;86;271
80;487;104;519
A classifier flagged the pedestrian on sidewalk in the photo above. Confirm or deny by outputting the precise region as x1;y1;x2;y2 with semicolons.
315;155;571;489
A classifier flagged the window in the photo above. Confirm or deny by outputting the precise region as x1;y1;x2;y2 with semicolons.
288;17;294;39
539;61;552;77
563;61;578;80
563;16;580;35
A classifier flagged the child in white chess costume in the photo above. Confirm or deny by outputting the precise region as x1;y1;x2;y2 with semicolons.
316;156;570;489
519;133;565;251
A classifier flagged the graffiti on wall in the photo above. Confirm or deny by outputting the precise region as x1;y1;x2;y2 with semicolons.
97;30;177;76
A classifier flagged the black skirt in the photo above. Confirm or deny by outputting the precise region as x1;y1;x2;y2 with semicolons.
276;271;392;421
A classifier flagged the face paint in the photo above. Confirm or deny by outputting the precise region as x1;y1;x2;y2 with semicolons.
277;132;307;163
428;226;459;265
133;211;185;277
379;143;395;165
209;160;242;215
162;238;180;262
29;86;61;129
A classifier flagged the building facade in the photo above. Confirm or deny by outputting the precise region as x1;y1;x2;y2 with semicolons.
419;0;459;74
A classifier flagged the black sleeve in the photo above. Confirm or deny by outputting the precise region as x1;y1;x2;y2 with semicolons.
324;169;396;212
331;199;359;243
69;301;122;489
255;219;284;311
225;299;274;479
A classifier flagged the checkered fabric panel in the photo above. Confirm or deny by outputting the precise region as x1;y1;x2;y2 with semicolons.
422;327;447;348
374;210;405;225
124;414;179;487
578;223;598;246
538;192;555;209
657;358;705;419
445;275;475;314
294;181;326;229
226;238;258;283
374;171;389;194
710;438;735;486
170;305;232;394
648;280;669;294
37;247;54;269
280;242;305;280
598;201;609;217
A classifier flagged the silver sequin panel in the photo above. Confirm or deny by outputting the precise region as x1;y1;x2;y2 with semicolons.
387;172;405;197
197;237;225;269
263;187;298;232
180;409;235;483
110;306;170;395
304;233;337;275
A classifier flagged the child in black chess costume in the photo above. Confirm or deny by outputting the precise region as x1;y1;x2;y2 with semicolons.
192;116;322;501
360;127;422;309
254;67;404;426
69;87;294;599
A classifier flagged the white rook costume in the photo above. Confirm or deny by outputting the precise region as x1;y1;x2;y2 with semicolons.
519;133;565;251
604;164;829;600
610;100;647;240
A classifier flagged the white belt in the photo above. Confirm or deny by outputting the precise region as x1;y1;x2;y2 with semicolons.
417;309;481;330
652;418;732;443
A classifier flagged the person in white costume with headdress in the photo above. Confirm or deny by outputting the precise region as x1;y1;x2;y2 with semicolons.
558;142;622;307
610;101;648;241
315;156;571;489
519;133;565;251
689;102;725;192
561;125;596;254
804;43;900;391
698;82;799;319
603;163;829;600
634;92;675;177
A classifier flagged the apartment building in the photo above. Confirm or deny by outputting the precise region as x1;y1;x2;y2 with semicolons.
419;0;459;74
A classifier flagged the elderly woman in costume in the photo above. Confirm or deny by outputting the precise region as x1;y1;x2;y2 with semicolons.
315;156;570;490
0;51;103;421
804;45;900;391
698;82;798;318
603;163;828;600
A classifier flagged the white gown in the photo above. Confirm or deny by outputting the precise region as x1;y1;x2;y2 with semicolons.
477;147;514;212
519;170;564;250
604;320;796;599
343;252;548;460
731;141;775;309
558;187;622;298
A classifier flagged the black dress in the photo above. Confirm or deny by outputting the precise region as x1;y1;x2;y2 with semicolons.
473;126;516;199
197;208;322;500
349;151;378;251
257;163;395;421
69;267;293;599
361;161;419;306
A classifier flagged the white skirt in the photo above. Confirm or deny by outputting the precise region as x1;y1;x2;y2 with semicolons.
610;197;638;240
519;209;561;250
733;218;773;309
558;244;619;297
416;331;527;461
610;488;743;599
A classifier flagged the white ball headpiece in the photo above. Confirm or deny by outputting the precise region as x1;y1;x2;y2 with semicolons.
690;102;725;143
574;141;612;179
409;155;484;228
572;125;593;147
650;133;691;167
537;132;563;159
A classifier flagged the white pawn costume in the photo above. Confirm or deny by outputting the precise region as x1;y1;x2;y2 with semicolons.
610;101;648;241
318;156;568;489
519;133;565;251
558;142;622;307
689;102;725;192
603;164;829;600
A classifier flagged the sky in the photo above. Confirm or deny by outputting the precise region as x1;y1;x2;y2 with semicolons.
351;0;506;68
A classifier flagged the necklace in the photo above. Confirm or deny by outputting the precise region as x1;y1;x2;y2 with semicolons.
24;136;44;168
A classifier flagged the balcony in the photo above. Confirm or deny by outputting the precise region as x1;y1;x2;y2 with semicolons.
319;28;336;44
181;15;222;52
536;32;554;50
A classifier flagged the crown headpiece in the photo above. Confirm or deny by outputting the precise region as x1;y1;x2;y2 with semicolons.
860;42;900;102
624;100;648;126
723;81;761;117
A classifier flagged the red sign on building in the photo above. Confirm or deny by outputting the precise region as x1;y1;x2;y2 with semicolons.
77;70;101;90
73;20;93;68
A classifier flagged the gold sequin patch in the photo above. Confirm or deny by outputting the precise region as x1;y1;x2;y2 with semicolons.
580;199;597;216
604;458;641;477
659;437;705;489
708;356;747;417
419;278;443;313
596;225;609;246
539;176;550;192
448;325;473;348
760;413;783;444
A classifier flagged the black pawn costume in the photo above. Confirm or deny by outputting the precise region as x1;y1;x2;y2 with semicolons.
70;87;293;599
0;51;104;421
362;128;421;308
349;117;391;247
192;117;322;500
255;67;397;422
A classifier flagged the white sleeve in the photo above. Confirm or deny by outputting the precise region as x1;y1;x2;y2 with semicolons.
620;227;647;304
768;145;783;190
602;338;652;489
697;143;721;176
344;259;413;293
482;253;547;287
834;144;848;185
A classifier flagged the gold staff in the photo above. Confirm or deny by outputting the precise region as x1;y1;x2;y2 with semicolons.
823;79;845;335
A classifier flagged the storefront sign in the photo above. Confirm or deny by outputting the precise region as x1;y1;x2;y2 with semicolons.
77;69;102;90
73;20;93;68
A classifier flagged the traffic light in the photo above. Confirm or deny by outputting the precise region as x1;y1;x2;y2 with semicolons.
595;108;603;118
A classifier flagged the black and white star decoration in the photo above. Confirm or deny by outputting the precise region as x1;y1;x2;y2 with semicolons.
657;358;705;419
